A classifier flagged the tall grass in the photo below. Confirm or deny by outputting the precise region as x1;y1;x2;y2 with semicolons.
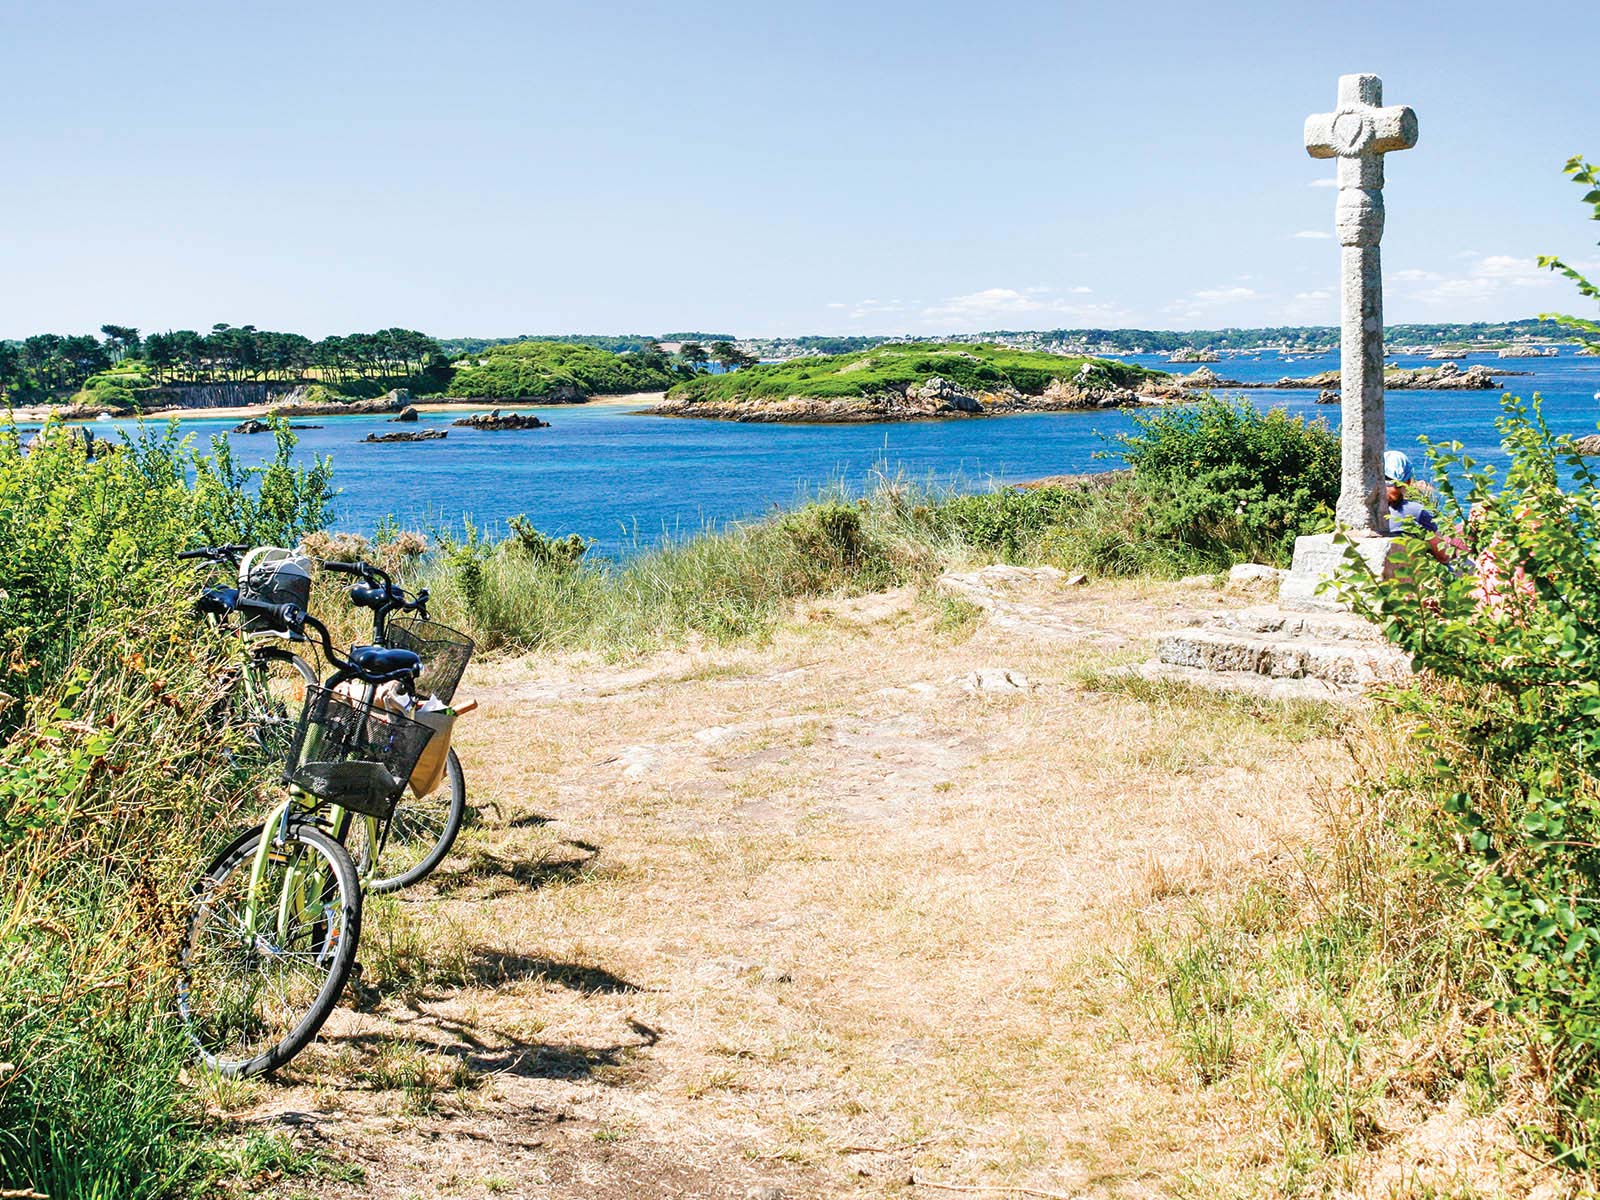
391;472;1239;657
0;418;328;1198
1126;704;1520;1191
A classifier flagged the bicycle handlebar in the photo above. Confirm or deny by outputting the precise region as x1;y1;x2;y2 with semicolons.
178;544;249;565
318;558;428;621
235;597;418;688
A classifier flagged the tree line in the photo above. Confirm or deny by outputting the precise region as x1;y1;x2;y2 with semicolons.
0;324;445;400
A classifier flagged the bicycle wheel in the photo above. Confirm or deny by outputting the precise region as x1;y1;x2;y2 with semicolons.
178;819;361;1077
235;648;318;764
355;749;467;893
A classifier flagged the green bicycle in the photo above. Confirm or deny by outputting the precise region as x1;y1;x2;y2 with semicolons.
177;598;433;1077
180;544;319;764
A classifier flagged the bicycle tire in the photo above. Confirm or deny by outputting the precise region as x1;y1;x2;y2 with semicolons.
178;819;361;1077
366;749;467;893
235;648;318;763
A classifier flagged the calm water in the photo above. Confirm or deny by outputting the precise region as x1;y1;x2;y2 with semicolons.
64;350;1600;557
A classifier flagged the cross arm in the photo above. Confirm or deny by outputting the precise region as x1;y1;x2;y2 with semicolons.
1305;104;1419;159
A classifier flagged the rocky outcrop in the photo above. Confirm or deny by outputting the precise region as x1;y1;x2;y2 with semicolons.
233;418;322;432
269;388;410;418
1168;348;1219;363
451;409;552;430
1187;362;1510;393
651;373;1163;423
1016;468;1131;491
1570;434;1600;455
364;429;447;443
391;405;420;422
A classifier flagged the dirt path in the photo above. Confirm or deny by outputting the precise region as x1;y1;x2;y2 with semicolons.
231;573;1354;1198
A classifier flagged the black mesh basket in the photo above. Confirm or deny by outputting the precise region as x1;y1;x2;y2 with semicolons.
284;687;434;819
385;618;475;703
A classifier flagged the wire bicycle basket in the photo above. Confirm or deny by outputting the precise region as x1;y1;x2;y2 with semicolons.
384;618;475;704
285;687;434;820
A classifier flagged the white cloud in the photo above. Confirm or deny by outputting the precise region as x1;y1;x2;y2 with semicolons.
917;285;1108;327
1309;178;1338;188
1191;286;1258;304
1293;230;1332;239
1390;252;1567;310
1294;289;1332;301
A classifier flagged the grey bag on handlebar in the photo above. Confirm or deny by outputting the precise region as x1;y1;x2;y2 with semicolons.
238;547;314;637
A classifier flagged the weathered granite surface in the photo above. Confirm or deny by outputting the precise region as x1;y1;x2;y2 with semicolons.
364;429;447;443
650;375;1177;423
451;409;552;430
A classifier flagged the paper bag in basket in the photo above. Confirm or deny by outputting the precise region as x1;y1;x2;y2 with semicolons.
406;701;457;797
338;681;458;798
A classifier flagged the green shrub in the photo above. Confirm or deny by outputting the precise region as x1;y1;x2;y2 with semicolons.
0;416;331;1196
446;341;678;399
507;516;591;570
1117;395;1339;567
1336;396;1600;1164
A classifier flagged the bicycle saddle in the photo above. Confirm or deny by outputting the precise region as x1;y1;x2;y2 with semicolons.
348;645;422;676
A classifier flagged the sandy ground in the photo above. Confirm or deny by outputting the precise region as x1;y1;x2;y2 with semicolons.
204;571;1374;1198
5;392;666;423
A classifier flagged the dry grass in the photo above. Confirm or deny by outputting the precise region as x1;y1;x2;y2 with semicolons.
222;575;1553;1199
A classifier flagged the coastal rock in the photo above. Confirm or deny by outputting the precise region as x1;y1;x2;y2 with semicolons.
1178;366;1225;388
1317;389;1339;404
1017;468;1131;491
1570;434;1600;455
270;392;406;418
1168;347;1219;363
451;409;552;431
364;429;447;443
901;376;983;415
233;418;271;434
1239;364;1505;392
391;405;420;422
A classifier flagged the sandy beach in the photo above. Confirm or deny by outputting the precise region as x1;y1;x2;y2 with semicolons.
5;392;666;424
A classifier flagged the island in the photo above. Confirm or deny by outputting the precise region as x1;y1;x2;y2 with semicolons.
650;344;1169;423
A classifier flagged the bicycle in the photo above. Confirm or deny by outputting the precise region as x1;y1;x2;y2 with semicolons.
319;558;474;892
179;544;319;762
177;597;433;1077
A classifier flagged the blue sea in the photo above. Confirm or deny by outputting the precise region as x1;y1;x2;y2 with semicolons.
57;349;1600;558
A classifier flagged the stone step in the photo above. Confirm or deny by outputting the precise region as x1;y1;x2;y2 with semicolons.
1208;604;1389;643
1132;660;1367;703
1155;626;1408;689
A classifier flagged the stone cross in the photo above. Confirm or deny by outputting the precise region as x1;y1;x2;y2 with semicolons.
1304;74;1418;534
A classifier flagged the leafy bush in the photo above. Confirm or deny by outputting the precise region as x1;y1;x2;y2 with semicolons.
1117;395;1339;567
507;516;591;570
1336;397;1600;1163
446;341;679;399
0;416;331;1196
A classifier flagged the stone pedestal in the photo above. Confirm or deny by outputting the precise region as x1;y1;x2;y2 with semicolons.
1277;532;1399;612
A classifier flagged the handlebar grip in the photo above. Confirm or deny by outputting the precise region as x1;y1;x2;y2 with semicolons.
176;549;209;561
235;596;305;630
322;561;364;576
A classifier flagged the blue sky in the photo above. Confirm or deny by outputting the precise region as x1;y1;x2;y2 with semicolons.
3;0;1597;338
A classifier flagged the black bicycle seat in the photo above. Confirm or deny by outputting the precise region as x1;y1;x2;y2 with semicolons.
349;645;422;676
196;586;239;617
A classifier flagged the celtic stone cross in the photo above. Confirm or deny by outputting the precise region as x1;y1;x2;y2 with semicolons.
1304;74;1418;534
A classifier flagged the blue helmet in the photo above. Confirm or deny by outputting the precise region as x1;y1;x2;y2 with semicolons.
1383;450;1414;484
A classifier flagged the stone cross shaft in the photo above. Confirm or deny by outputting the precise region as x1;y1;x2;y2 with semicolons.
1304;74;1418;534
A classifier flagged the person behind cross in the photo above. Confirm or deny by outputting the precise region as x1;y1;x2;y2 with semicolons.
1382;450;1450;563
